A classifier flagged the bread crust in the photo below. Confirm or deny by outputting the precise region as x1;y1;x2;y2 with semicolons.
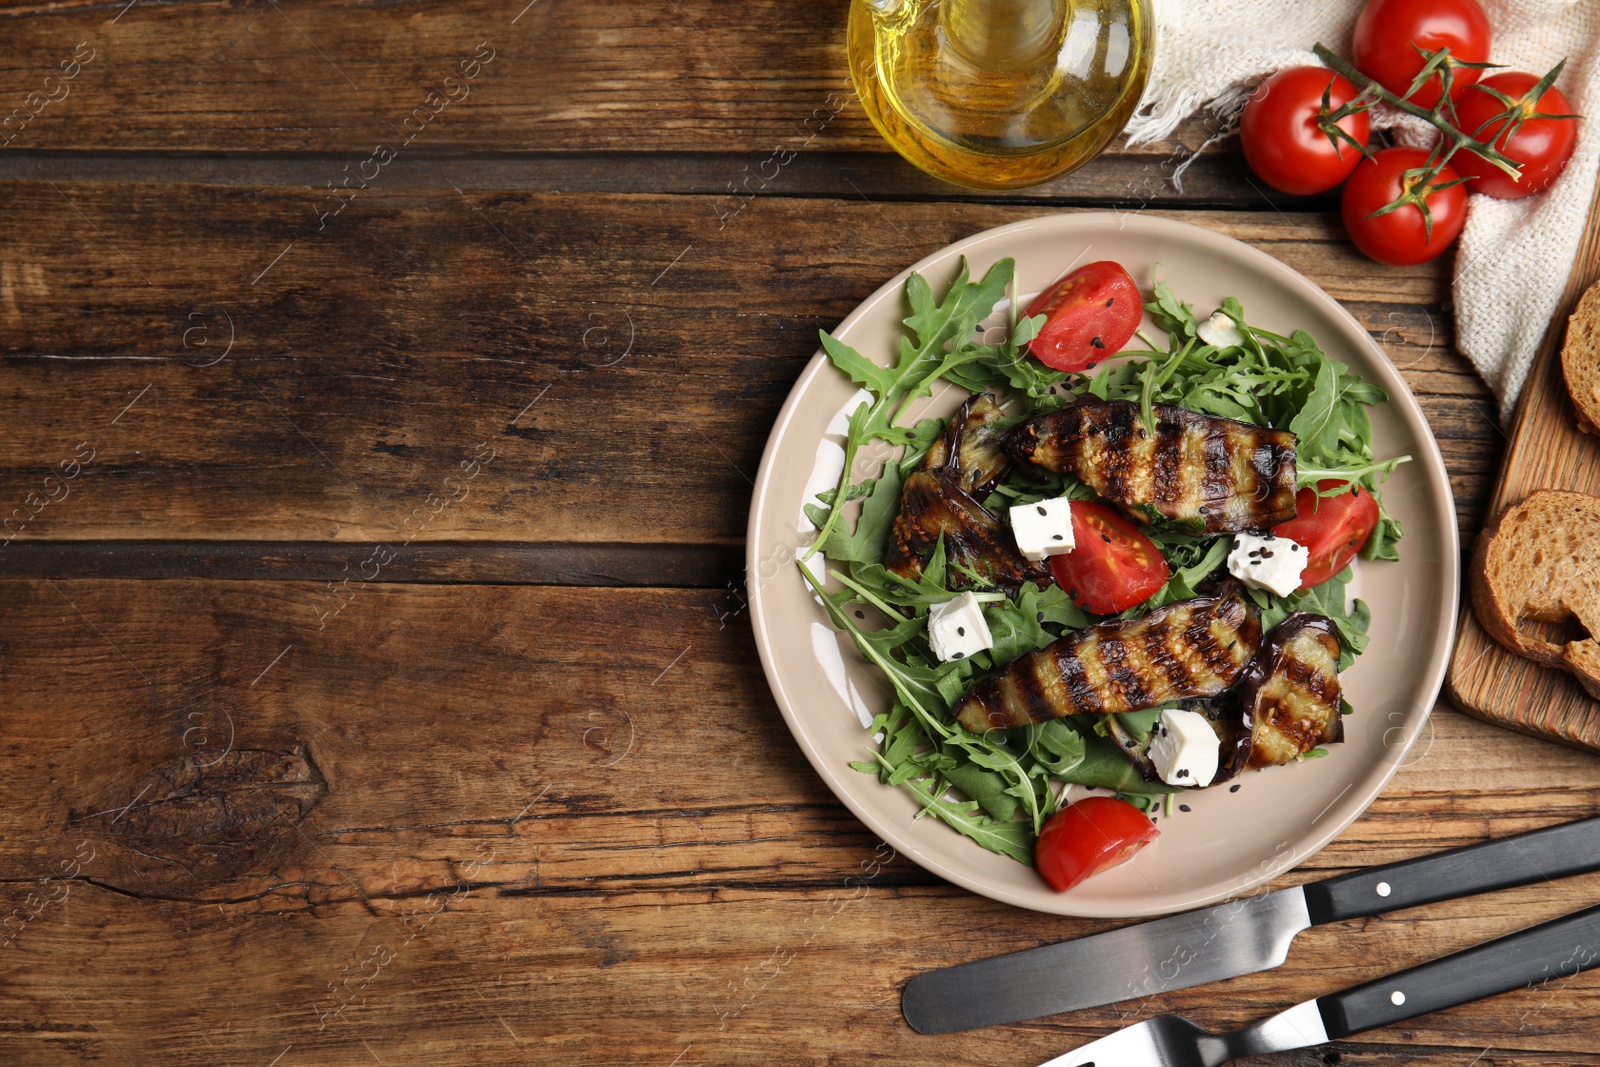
1562;280;1600;436
1471;489;1600;696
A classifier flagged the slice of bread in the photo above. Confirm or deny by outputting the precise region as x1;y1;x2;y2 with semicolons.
1470;489;1600;699
1561;279;1600;435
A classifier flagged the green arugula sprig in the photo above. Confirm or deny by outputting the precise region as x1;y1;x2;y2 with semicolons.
806;259;1014;561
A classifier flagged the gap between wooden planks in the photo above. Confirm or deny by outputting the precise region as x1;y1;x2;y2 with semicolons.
1447;176;1600;749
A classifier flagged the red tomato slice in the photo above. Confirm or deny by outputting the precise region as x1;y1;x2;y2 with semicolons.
1024;261;1142;373
1454;71;1578;199
1351;0;1492;109
1034;796;1159;893
1240;66;1371;196
1049;502;1169;615
1269;479;1381;592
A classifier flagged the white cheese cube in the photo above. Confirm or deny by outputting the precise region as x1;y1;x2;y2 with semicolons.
1197;311;1245;350
1149;707;1220;788
927;591;993;663
1226;532;1309;598
1009;497;1076;561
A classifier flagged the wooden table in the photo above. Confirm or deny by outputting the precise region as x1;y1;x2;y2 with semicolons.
4;3;1599;1064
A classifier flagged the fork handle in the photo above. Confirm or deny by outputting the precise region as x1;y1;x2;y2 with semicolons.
1302;815;1600;924
1316;903;1600;1039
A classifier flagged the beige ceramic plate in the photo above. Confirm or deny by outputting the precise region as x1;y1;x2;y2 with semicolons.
746;212;1458;918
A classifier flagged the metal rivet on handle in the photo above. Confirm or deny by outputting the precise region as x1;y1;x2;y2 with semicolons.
1390;990;1405;1005
1375;881;1392;897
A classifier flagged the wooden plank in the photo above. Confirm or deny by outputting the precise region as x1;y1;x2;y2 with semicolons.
4;880;1600;1066
0;0;1281;214
0;540;738;586
0;142;1307;209
0;186;1496;546
4;579;1600;1063
1447;177;1600;750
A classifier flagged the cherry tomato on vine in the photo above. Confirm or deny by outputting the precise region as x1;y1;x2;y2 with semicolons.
1049;502;1169;615
1024;261;1142;373
1240;66;1371;196
1341;147;1468;266
1269;479;1381;592
1034;796;1159;893
1352;0;1492;108
1453;71;1578;199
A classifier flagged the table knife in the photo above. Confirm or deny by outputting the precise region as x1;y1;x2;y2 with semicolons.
903;814;1600;1035
1038;901;1600;1067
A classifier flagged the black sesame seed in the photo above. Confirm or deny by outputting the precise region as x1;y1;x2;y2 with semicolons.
1086;361;1099;370
1348;538;1357;547
1177;769;1189;778
1261;550;1274;558
1101;533;1111;543
1229;783;1241;792
855;610;865;619
957;626;966;636
952;652;965;660
1052;533;1065;541
1199;506;1208;514
1036;612;1045;623
1090;336;1106;349
1179;804;1192;813
1037;505;1048;515
1105;298;1114;307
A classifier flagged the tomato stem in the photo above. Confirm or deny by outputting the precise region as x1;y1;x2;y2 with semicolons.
1312;43;1529;181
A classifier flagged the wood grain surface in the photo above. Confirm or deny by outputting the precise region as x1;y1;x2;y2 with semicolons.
2;0;1592;1064
1447;185;1600;749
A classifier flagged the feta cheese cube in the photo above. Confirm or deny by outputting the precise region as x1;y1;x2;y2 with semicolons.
1197;311;1245;350
927;591;993;662
1226;532;1309;598
1009;496;1076;561
1148;707;1221;788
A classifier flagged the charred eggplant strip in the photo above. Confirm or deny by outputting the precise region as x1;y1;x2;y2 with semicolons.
1004;398;1298;534
953;586;1262;733
919;392;1012;498
1229;612;1342;772
886;393;1048;594
884;470;1052;593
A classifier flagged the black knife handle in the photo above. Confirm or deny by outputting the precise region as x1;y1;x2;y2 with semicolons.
1317;903;1600;1039
1302;815;1600;925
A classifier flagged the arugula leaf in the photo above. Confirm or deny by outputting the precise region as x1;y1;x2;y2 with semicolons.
883;758;1034;864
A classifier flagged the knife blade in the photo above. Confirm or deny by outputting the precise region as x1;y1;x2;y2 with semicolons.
903;813;1600;1034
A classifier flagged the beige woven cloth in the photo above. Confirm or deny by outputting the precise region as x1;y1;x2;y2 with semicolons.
1127;0;1600;419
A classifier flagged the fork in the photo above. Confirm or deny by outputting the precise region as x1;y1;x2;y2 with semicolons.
1039;902;1600;1067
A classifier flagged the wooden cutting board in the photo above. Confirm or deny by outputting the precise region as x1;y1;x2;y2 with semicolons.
1447;182;1600;751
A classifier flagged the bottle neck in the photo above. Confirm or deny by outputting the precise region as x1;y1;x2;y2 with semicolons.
940;0;1063;70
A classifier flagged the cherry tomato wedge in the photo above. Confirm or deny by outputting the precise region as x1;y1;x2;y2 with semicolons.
1269;479;1380;592
1453;71;1578;199
1049;502;1169;615
1035;796;1159;893
1352;0;1492;109
1240;66;1371;196
1025;261;1141;373
1340;147;1468;266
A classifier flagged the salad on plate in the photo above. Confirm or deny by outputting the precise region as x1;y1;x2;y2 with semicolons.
798;256;1409;893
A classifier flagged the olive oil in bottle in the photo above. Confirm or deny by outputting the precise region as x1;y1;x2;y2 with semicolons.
849;0;1153;189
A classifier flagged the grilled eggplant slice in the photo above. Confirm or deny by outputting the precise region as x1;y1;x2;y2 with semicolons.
919;392;1012;498
885;393;1050;594
884;470;1052;593
952;585;1262;733
1004;398;1298;534
1226;612;1342;773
